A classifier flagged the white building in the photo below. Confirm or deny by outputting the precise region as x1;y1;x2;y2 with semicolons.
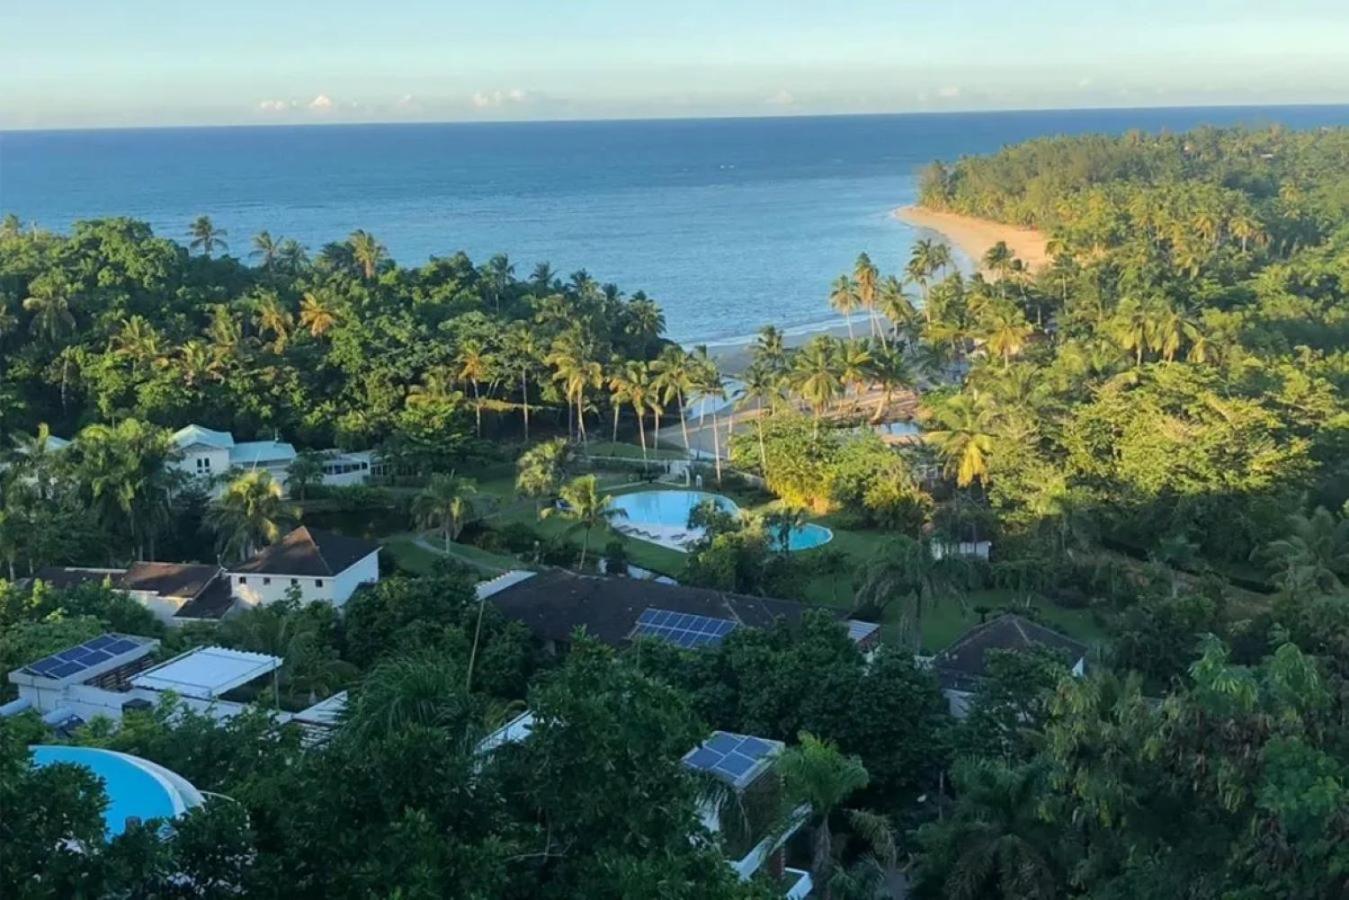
171;424;297;495
6;634;282;728
31;562;235;626
228;526;380;609
317;448;382;487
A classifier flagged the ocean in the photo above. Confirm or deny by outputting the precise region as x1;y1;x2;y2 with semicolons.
2;105;1347;344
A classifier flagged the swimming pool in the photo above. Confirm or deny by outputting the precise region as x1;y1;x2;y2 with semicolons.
30;746;203;837
610;490;833;552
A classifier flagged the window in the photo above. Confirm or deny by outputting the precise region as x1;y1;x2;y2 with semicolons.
238;576;246;584
315;579;324;588
290;578;299;586
195;457;211;472
262;577;271;585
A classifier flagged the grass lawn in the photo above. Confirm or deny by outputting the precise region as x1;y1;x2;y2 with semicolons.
383;533;523;576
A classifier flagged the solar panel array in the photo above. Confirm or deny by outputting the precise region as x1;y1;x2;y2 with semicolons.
632;608;737;650
683;731;780;786
25;635;144;680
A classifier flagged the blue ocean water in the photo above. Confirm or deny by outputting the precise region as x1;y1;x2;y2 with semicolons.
2;106;1346;342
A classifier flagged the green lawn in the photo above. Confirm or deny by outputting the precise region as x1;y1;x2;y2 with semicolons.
583;440;689;461
383;533;523;576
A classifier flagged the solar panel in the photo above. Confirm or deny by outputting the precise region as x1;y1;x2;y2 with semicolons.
23;634;148;681
682;731;783;788
632;608;737;650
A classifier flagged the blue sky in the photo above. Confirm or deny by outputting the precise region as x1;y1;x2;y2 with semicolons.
3;0;1348;129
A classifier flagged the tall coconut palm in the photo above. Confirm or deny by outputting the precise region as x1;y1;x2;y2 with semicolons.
608;361;657;459
866;344;914;423
188;215;228;258
540;474;626;569
252;292;293;353
413;472;478;552
22;276;75;344
877;275;917;347
298;291;338;338
829;275;861;340
455;338;495;437
771;733;894;900
836;339;873;414
689;346;727;482
1262;507;1349;596
739;361;787;472
501;323;541;440
791;337;843;438
250;231;281;270
529;261;557;292
482;254;515;313
981;305;1033;370
110;315;165;370
347;229;387;280
918;759;1061;900
1108;296;1155;367
278;239;310;274
10;423;64;502
907;238;944;320
853;252;880;337
206;469;297;561
547;332;604;443
75;419;182;561
853;536;964;652
751;324;788;375
625;296;666;350
924;394;995;488
651;346;695;452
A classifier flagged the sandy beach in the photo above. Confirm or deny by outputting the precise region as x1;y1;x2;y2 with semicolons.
894;205;1050;272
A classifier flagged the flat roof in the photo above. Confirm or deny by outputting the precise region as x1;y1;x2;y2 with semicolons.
12;633;158;688
131;646;281;700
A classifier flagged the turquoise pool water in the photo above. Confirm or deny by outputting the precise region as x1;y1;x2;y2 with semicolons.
31;746;185;837
611;490;833;551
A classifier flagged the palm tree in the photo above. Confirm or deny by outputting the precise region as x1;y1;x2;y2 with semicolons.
22;276;75;343
530;261;557;292
836;339;873;414
515;439;575;510
278;239;310;274
791;337;843;437
1262;507;1349;596
689;346;728;482
607;361;657;459
455;339;495;437
878;275;917;346
188;215;228;257
919;759;1061;900
250;231;281;270
74;419;181;561
907;238;948;321
482;253;515;313
540;474;626;569
625;296;666;349
651;346;695;452
924;393;995;488
829;275;860;340
751;324;788;375
405;366;461;408
1108;296;1155;367
853;537;964;652
287;451;326;501
547;333;604;443
981;305;1033;370
981;241;1016;289
110;315;165;370
773;733;894;900
866;344;914;423
739;361;787;472
298;291;339;338
10;423;64;502
501;323;541;440
252;292;293;353
413;472;478;552
348;229;387;280
206;469;297;561
853;252;880;337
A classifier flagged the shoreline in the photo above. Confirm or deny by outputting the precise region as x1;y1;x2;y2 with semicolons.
893;204;1050;272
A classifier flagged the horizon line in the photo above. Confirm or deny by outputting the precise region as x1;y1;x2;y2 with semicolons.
4;100;1348;135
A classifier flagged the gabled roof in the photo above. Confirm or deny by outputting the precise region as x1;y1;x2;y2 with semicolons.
31;566;126;590
485;569;841;647
174;578;235;620
122;562;221;600
231;526;379;577
172;424;234;450
933;614;1087;692
229;440;296;466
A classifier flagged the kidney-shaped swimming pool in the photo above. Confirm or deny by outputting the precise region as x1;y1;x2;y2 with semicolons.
610;490;832;551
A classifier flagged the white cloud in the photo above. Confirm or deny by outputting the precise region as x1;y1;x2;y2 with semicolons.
471;88;530;109
257;99;294;113
936;85;962;99
765;89;796;106
308;94;334;110
395;93;419;110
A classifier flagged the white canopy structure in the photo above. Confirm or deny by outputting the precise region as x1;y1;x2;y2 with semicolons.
132;646;281;700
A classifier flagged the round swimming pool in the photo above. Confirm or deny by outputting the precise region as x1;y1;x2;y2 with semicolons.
610;490;833;552
30;745;203;837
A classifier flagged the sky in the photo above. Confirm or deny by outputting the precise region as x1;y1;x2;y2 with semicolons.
3;0;1348;129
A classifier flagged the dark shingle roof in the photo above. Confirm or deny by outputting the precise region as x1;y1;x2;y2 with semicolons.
174;577;235;620
232;526;379;577
487;569;830;647
933;614;1087;692
122;562;221;599
31;566;127;590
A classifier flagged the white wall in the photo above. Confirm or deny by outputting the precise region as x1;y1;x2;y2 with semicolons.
229;551;378;610
174;444;231;485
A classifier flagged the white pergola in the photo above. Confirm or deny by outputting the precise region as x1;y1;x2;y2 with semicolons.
132;646;281;700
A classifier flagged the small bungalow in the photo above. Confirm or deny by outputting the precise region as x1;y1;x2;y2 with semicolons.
931;613;1087;718
228;526;380;609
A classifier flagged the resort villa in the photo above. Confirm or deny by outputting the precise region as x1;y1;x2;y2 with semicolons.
32;526;381;625
478;569;880;655
172;424;297;494
931;613;1088;718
